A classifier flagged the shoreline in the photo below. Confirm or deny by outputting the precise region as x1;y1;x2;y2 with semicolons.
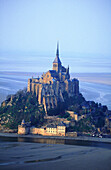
0;139;111;170
1;133;111;170
0;132;111;144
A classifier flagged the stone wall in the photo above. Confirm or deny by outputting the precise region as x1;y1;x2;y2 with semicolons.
29;125;66;136
18;125;30;135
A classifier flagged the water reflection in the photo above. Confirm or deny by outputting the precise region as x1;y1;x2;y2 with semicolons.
0;136;111;149
18;137;65;145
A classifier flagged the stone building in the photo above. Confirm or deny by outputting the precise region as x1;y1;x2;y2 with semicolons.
30;122;66;136
18;119;30;135
18;120;66;136
27;43;79;113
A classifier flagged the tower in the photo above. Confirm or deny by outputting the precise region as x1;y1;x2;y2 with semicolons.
66;65;70;79
53;42;62;72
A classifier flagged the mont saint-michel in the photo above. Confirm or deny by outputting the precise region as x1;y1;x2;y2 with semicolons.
0;44;111;137
27;43;79;113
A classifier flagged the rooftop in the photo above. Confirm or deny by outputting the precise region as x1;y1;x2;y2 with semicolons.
53;56;61;64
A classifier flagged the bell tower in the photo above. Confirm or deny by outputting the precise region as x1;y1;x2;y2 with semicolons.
53;42;62;72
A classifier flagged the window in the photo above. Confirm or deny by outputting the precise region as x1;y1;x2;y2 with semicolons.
53;64;57;67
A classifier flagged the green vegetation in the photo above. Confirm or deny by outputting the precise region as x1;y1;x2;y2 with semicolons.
68;115;95;133
0;89;108;133
0;89;45;129
47;91;107;132
67;100;107;132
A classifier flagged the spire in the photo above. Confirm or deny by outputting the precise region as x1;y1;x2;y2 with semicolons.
67;65;69;73
53;42;61;64
68;65;69;70
56;42;59;57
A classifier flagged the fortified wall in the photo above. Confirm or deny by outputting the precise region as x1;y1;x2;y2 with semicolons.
18;120;66;136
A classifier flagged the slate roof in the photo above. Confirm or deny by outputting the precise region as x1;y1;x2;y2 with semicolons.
49;70;59;79
72;78;79;82
47;124;57;128
62;66;66;72
58;121;66;127
53;56;61;64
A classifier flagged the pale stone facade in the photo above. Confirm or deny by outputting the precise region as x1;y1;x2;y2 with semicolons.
18;120;66;136
27;43;79;113
18;120;30;135
18;125;29;135
30;122;66;136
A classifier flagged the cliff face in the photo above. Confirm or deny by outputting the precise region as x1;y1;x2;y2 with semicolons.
27;45;79;113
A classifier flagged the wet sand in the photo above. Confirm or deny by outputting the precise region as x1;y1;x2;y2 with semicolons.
0;132;111;143
0;141;111;170
71;73;111;86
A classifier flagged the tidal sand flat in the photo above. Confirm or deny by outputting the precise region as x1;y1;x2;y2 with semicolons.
0;141;111;170
72;73;111;86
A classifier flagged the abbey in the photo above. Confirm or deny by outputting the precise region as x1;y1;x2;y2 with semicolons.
27;43;79;113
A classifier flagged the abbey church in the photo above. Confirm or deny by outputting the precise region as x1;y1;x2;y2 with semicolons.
27;44;79;113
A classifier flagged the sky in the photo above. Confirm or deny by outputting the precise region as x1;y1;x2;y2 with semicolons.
0;0;111;73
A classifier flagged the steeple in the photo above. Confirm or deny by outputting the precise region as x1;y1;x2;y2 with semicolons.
66;65;70;79
53;42;62;72
53;42;61;64
56;42;59;57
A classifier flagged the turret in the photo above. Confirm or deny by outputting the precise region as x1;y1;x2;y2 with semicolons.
66;65;70;79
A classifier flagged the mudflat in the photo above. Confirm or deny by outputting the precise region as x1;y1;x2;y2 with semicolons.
0;141;111;170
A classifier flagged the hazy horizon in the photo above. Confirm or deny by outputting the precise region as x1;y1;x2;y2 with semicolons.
0;0;111;74
0;53;111;73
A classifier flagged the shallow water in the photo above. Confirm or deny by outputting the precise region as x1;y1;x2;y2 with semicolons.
0;136;111;149
80;81;111;109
